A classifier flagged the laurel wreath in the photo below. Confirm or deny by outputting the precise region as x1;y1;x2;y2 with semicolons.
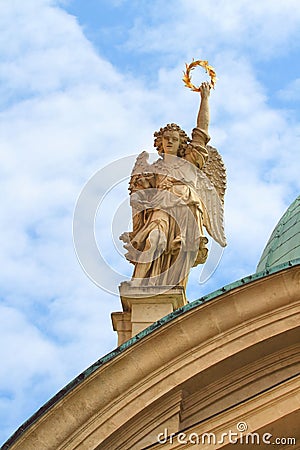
182;59;217;91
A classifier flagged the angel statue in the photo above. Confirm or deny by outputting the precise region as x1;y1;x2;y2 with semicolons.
120;82;226;288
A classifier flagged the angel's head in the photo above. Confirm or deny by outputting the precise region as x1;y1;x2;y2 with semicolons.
154;123;189;157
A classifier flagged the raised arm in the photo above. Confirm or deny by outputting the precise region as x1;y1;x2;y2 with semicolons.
196;81;210;133
185;81;210;168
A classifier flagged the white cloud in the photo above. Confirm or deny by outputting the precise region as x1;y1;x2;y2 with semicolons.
0;304;63;436
277;78;300;102
124;0;300;58
0;0;123;107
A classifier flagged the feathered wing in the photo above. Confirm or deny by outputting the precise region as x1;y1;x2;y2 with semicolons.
120;151;153;261
202;145;226;204
129;151;152;193
195;149;227;247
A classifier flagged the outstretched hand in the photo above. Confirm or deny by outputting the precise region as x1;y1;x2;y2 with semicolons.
199;81;211;99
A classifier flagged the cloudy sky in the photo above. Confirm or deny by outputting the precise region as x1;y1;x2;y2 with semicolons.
1;0;300;444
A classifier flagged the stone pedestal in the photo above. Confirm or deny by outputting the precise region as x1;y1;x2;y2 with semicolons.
111;283;188;346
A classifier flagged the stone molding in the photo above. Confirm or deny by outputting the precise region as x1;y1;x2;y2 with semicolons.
5;265;300;450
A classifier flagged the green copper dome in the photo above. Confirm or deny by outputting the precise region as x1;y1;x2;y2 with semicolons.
257;194;300;272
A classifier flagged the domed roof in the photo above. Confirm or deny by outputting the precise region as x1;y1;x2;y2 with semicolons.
257;194;300;272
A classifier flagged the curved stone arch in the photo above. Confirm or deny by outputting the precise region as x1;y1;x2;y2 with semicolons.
3;263;300;450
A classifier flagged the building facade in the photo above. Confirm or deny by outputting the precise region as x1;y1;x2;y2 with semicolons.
2;196;300;450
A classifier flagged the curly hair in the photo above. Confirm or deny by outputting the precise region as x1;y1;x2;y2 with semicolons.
154;123;190;157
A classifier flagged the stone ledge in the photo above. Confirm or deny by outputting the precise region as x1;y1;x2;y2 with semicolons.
119;282;187;311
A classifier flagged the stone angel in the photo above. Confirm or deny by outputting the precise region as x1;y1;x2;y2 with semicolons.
120;82;226;288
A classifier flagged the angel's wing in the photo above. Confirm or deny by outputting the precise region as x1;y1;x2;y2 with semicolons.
195;169;227;247
129;151;152;193
202;145;226;204
120;151;153;261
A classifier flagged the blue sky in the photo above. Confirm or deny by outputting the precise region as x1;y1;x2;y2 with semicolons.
1;0;300;444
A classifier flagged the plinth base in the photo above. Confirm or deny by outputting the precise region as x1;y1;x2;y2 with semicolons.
112;283;188;346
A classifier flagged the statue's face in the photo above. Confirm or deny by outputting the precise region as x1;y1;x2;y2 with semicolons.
162;130;180;156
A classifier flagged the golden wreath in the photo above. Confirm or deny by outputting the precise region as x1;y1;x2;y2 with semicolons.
182;59;217;91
